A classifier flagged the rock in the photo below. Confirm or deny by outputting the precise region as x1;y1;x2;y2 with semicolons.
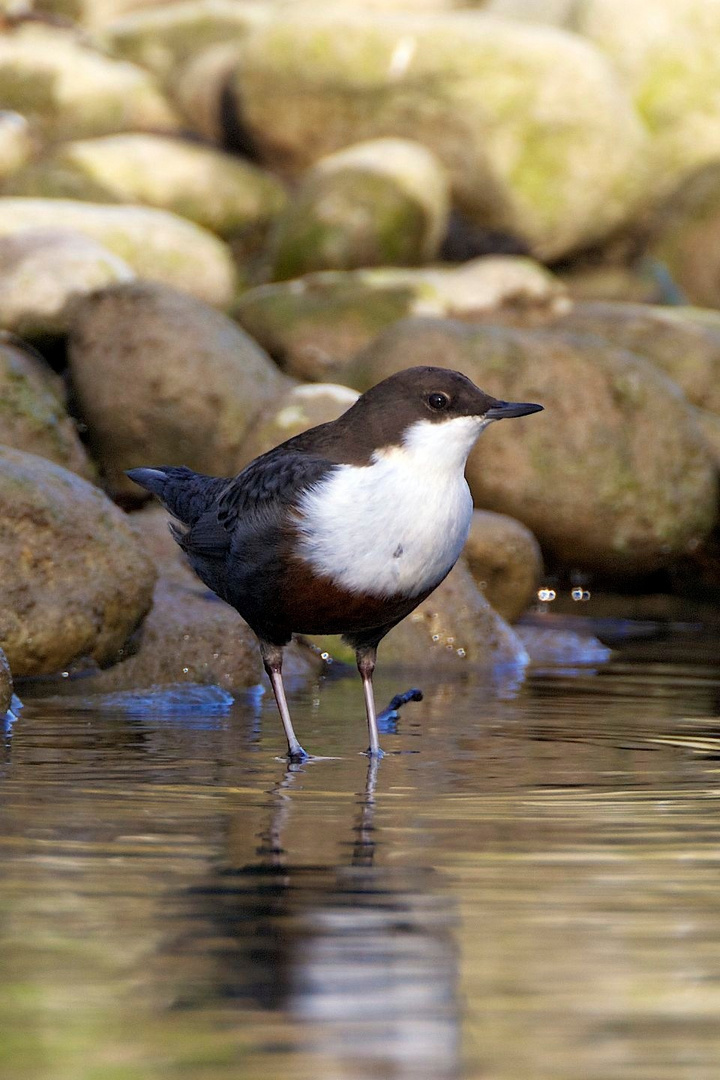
102;0;268;87
0;112;33;181
0;446;156;676
483;0;578;22
515;623;612;667
0;647;12;717
556;260;675;306
0;199;237;308
0;335;94;478
572;0;720;188
172;41;245;143
464;510;543;622
694;407;720;469
234;257;566;380
5;134;287;241
77;502;320;692
267;138;450;280
0;228;135;339
647;164;720;310
493;300;720;417
232;12;648;259
311;559;529;671
68;281;287;496
33;0;190;28
346;317;718;574
0;23;179;141
237;382;359;466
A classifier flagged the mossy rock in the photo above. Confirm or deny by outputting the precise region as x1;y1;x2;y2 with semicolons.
346;316;718;574
0;446;156;676
233;11;648;258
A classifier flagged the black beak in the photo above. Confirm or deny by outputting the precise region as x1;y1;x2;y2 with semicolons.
485;400;544;420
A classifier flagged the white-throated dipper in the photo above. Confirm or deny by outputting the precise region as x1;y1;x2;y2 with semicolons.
128;366;542;761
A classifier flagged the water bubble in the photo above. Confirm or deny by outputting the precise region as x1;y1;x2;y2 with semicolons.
537;588;556;603
431;634;440;642
182;666;189;674
571;587;591;602
456;648;466;658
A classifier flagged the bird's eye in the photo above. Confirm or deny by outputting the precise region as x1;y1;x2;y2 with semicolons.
427;392;450;411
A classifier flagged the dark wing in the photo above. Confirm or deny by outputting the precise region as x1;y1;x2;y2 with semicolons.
177;448;335;560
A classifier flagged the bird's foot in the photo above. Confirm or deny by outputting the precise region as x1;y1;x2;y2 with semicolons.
363;745;386;759
287;744;310;763
377;687;423;733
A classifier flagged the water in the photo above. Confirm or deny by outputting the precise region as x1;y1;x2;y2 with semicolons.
2;616;720;1080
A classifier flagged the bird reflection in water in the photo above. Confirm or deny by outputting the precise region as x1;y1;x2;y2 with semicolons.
176;757;461;1079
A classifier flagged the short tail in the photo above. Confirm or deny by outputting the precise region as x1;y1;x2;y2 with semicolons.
126;465;228;527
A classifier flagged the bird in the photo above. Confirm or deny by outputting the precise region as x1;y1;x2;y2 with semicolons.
127;366;542;761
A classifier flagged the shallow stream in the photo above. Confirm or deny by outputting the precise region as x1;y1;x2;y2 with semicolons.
2;613;720;1080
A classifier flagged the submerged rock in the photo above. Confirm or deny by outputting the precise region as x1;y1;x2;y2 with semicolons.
68;281;287;496
0;24;179;141
0;647;12;717
347;317;718;574
0;229;135;339
45;682;236;715
234;258;566;381
464;510;543;623
6;134;287;241
0;336;93;478
0;447;156;676
267;138;450;279
0;199;237;308
515;623;612;668
232;11;648;259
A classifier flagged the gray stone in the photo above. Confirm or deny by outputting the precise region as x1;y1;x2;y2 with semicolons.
0;647;11;717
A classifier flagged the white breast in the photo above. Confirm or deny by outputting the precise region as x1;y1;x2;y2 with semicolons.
295;414;489;598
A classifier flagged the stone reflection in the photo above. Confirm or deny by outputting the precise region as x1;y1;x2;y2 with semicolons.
177;758;461;1080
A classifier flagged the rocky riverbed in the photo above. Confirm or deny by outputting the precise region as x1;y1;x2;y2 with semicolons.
1;0;719;708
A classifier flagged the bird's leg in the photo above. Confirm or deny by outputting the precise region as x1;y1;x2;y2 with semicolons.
259;641;308;762
356;644;384;758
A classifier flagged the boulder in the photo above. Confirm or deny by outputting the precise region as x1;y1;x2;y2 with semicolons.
572;0;720;188
237;382;359;466
0;199;237;308
33;0;192;28
102;0;268;87
78;502;319;691
0;336;94;478
232;12;648;259
68;281;287;496
172;41;245;143
0;112;32;181
464;510;543;622
0;229;135;339
694;407;720;469
491;300;720;417
0;446;156;676
0;647;12;717
311;559;529;671
234;257;566;380
346;317;718;574
5;134;287;240
647;164;720;310
267;138;450;279
0;23;179;141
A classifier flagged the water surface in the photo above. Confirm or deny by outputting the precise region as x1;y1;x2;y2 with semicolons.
2;617;720;1080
